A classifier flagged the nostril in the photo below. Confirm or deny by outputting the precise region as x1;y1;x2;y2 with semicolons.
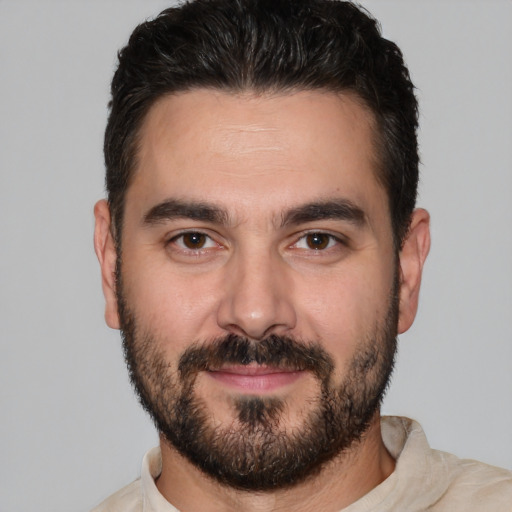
216;256;297;340
224;323;252;339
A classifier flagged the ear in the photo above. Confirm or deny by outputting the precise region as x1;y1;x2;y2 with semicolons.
397;208;431;334
94;199;120;329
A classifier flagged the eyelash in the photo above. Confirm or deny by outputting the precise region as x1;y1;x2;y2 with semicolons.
292;232;346;252
167;231;220;253
166;230;347;256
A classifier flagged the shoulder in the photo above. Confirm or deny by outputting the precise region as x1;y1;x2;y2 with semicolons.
90;479;142;512
380;417;512;511
435;453;512;510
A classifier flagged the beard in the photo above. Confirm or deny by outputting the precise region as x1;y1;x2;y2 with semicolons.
117;271;399;491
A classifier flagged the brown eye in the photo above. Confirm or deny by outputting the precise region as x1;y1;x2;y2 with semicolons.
305;233;331;250
182;232;207;249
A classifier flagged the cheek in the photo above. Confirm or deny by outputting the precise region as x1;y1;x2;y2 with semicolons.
120;253;223;352
295;260;394;362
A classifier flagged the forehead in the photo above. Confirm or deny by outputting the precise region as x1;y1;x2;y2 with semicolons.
128;89;387;225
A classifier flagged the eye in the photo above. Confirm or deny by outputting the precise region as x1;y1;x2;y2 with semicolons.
170;232;218;251
293;232;340;251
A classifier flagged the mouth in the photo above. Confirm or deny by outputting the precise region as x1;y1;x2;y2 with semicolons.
207;364;304;393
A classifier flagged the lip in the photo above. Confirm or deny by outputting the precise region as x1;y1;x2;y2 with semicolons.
207;365;304;393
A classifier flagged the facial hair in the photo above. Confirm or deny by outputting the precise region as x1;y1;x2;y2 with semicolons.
117;272;399;491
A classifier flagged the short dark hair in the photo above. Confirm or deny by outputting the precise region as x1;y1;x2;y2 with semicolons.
105;0;419;248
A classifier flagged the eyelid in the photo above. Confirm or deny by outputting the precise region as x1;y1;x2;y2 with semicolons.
290;230;348;249
164;228;349;256
166;229;224;253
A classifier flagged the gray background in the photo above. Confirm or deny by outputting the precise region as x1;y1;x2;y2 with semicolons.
1;1;511;510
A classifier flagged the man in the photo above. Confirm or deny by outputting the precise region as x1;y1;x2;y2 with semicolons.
92;0;512;510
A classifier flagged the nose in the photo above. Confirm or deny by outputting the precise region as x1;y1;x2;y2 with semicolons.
216;249;297;340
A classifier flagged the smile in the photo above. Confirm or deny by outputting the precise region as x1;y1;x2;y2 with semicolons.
207;365;304;393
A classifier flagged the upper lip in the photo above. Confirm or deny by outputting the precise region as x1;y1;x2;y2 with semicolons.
209;365;298;376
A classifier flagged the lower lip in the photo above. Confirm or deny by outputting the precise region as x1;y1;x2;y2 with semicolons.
207;369;303;393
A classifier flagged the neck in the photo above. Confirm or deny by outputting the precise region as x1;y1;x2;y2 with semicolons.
156;413;395;512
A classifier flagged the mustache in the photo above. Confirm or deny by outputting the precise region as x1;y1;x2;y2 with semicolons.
178;334;334;381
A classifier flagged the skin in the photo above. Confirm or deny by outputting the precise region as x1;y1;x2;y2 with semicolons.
95;89;430;511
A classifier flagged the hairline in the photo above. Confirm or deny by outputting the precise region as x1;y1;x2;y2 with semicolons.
110;84;395;249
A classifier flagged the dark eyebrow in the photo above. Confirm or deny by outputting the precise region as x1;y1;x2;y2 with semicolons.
281;199;366;228
142;199;229;226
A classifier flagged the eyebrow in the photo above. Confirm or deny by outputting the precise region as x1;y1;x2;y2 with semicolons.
280;199;366;228
142;197;366;229
143;199;230;226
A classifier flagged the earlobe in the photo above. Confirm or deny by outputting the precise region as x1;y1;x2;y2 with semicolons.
397;208;431;334
94;199;120;329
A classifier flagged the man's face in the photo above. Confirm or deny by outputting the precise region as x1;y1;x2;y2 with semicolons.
99;89;411;489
